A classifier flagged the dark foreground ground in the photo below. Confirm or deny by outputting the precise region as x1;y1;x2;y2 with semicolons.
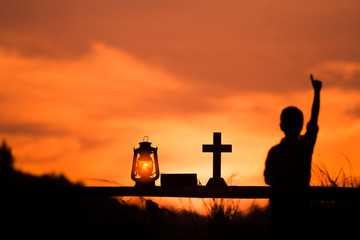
1;168;359;240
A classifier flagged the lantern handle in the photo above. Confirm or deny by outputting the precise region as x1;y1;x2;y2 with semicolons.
143;136;149;142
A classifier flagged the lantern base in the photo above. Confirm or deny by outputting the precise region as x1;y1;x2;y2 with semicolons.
206;177;227;186
135;181;156;187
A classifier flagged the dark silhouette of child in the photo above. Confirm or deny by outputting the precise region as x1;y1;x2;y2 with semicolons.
264;74;322;234
264;74;322;187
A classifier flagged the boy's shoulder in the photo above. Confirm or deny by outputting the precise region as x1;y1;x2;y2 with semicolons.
268;140;286;154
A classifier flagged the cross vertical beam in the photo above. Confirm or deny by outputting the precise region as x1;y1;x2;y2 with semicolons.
202;132;232;186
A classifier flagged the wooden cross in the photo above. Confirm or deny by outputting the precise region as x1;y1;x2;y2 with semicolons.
202;132;232;186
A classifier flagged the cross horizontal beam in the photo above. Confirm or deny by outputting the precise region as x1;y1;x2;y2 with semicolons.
4;186;360;201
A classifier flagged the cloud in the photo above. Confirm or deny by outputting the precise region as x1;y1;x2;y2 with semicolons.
0;122;68;137
0;43;188;119
312;61;360;89
346;105;360;118
0;42;220;165
1;1;360;93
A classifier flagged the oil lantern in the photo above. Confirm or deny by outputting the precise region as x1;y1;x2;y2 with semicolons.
131;136;159;186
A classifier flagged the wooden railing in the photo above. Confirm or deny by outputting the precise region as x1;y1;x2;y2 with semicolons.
4;186;360;200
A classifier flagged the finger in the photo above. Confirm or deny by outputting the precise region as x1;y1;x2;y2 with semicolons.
310;74;314;82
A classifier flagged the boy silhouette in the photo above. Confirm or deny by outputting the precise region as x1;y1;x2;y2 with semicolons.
264;74;322;187
264;75;322;234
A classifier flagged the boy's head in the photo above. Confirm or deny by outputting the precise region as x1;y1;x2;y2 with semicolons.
280;106;303;138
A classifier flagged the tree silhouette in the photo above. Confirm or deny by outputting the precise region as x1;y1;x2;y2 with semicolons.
0;140;14;172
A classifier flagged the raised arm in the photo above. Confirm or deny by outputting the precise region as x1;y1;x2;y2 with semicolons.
309;74;322;125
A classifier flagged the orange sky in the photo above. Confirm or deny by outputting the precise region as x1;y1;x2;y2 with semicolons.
1;1;360;211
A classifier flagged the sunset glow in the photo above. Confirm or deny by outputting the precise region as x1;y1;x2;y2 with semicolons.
1;1;360;213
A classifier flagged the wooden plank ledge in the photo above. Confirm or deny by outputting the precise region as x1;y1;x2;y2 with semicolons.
3;186;360;200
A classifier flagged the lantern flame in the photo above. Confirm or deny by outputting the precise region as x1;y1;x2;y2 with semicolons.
137;159;153;177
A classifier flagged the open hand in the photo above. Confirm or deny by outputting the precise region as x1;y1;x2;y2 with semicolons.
310;74;322;91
